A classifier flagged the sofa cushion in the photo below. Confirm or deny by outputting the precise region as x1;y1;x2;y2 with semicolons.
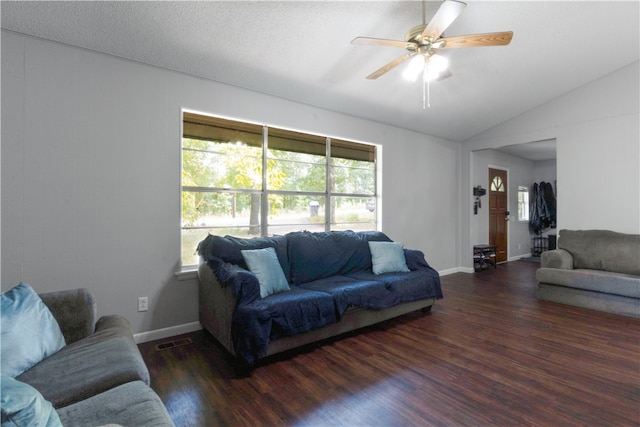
536;268;640;299
1;283;66;378
287;230;392;284
242;247;291;298
198;234;290;280
347;269;444;303
369;241;410;274
0;376;62;427
16;315;149;408
299;275;393;314
558;229;640;275
56;381;174;427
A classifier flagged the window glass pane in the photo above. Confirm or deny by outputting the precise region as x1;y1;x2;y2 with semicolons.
268;195;326;232
182;191;261;228
183;138;262;190
182;225;261;266
517;186;529;221
182;228;208;266
267;128;326;192
330;196;376;229
491;176;504;192
331;139;375;194
331;158;375;194
182;191;262;265
182;113;263;191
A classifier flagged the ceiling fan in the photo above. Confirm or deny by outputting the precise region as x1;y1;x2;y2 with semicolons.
352;0;513;83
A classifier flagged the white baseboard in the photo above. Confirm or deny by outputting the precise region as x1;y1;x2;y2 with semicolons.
440;257;534;276
509;253;533;261
438;267;467;276
133;321;202;344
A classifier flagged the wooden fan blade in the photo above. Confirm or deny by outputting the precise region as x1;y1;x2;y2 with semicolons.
439;31;513;48
352;36;416;50
366;52;414;80
422;0;467;41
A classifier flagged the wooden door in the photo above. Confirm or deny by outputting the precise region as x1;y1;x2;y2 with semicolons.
489;168;508;263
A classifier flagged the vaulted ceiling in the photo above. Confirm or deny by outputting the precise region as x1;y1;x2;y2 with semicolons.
2;1;638;143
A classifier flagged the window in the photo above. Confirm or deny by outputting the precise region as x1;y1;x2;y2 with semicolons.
517;186;529;221
491;176;505;192
181;111;379;267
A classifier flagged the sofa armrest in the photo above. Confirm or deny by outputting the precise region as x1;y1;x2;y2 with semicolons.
207;256;260;306
95;314;135;340
540;249;574;269
39;288;97;344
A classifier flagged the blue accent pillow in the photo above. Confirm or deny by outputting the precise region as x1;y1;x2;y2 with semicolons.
241;247;291;298
1;284;66;378
369;241;410;274
0;375;62;427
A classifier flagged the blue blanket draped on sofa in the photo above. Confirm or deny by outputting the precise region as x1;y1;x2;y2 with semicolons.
199;231;443;365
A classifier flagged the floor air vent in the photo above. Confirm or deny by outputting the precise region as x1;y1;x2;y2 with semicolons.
155;337;193;351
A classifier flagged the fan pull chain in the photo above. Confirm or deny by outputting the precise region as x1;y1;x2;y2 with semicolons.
422;69;431;109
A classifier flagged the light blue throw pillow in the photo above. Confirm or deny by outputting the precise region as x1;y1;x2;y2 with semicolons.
0;375;62;427
1;284;66;378
369;241;410;274
241;247;291;298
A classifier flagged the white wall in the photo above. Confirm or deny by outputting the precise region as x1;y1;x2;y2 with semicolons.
532;159;557;185
1;31;461;337
460;61;640;267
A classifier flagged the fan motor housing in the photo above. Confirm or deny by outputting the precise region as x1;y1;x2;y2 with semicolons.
405;24;445;52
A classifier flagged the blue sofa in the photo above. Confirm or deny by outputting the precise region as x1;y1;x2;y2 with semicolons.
197;230;443;366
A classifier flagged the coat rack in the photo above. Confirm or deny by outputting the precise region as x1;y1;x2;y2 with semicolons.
473;185;486;215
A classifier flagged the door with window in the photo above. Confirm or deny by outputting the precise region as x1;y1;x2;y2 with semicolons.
489;168;508;263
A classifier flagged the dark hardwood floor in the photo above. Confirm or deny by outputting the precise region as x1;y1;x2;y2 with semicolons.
139;261;640;426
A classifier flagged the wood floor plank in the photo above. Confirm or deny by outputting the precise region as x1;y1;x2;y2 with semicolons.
139;261;640;426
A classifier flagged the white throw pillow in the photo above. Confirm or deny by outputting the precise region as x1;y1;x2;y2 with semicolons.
241;247;291;298
369;241;410;274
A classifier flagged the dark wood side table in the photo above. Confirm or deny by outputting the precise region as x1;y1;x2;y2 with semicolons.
473;244;497;271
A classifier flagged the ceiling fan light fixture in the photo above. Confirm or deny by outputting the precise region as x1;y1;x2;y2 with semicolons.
404;53;448;82
429;54;448;72
402;54;426;82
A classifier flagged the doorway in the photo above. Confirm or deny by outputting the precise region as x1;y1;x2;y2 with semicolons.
489;168;508;263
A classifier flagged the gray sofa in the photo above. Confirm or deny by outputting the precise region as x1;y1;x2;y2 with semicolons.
17;288;175;426
536;229;640;318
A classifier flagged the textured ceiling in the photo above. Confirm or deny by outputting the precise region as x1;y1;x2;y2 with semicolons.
2;1;639;145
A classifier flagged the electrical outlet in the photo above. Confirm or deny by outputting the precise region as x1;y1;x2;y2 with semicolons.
138;297;148;312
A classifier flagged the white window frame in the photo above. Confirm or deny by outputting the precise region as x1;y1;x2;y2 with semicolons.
179;110;381;270
517;185;529;222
